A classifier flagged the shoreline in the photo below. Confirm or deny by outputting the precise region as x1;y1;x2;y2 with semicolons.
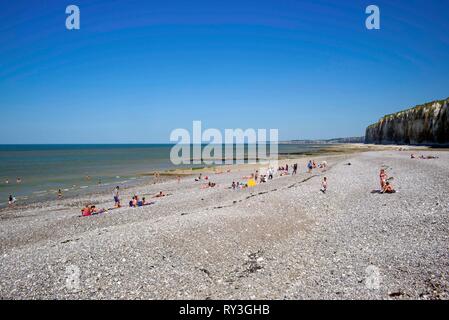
0;143;434;211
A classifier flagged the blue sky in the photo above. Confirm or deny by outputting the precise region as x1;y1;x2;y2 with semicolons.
0;0;448;143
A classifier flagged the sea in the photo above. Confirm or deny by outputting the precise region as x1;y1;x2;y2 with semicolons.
0;144;326;207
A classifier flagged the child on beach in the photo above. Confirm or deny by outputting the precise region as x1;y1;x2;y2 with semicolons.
113;186;121;208
320;177;327;193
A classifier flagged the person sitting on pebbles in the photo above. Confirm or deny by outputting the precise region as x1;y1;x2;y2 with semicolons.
379;169;388;189
201;181;217;189
81;204;107;216
381;181;396;194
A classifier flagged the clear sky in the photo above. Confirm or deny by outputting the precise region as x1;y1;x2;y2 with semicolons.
1;0;448;143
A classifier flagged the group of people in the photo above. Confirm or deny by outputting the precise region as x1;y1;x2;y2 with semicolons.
129;195;150;207
201;181;217;189
195;173;210;182
7;156;403;213
80;186;122;217
4;178;22;185
128;191;167;207
125;189;166;208
76;160;400;218
227;161;330;192
231;181;249;190
80;186;169;217
307;160;327;173
196;160;325;192
277;163;300;176
194;173;220;189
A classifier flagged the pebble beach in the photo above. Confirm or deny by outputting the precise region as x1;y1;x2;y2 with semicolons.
0;149;448;300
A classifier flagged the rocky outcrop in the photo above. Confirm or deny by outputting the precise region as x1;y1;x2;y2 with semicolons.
365;98;449;146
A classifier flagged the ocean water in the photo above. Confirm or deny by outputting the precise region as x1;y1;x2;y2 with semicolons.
0;144;325;206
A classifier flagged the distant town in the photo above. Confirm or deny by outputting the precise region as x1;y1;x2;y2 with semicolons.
283;137;365;144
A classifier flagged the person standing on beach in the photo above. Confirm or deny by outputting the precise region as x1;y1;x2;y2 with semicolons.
113;186;121;208
268;168;274;180
292;163;297;175
8;195;16;206
307;160;313;173
58;189;63;199
154;172;160;184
